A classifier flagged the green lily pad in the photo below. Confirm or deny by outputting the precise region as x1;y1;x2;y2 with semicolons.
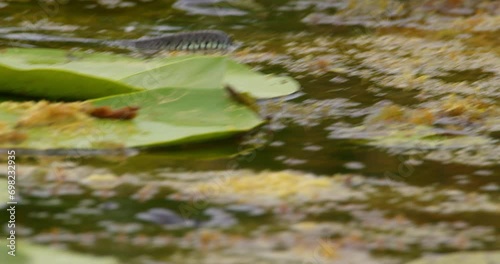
0;87;263;150
406;251;500;264
0;48;222;100
0;48;299;100
224;60;300;98
120;56;227;90
0;240;119;264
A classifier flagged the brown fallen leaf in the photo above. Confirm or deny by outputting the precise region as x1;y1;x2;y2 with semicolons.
88;106;140;120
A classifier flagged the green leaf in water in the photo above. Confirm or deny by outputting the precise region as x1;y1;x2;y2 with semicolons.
0;240;119;264
0;48;299;100
0;87;263;150
224;59;300;99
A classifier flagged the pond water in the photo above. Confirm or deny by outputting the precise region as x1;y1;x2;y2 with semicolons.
0;0;499;263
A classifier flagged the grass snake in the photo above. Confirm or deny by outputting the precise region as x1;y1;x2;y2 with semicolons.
1;30;235;52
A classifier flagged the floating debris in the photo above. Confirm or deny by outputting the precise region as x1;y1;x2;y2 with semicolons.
0;101;92;128
136;208;195;228
88;105;139;120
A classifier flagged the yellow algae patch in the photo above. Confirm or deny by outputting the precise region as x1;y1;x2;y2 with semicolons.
11;101;93;128
0;101;139;148
365;95;498;126
365;104;433;125
408;109;435;125
0;130;28;144
196;172;330;198
0;120;27;144
349;35;500;97
0;101;39;113
326;94;499;166
441;95;497;121
366;104;406;124
184;171;366;206
0;101;97;145
80;174;122;190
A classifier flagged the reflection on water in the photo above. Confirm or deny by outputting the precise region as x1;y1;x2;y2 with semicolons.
173;0;247;16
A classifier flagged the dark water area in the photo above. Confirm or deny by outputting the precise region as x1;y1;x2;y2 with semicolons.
0;0;499;263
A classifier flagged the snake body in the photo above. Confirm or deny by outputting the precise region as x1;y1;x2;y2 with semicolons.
111;30;234;51
1;30;235;51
